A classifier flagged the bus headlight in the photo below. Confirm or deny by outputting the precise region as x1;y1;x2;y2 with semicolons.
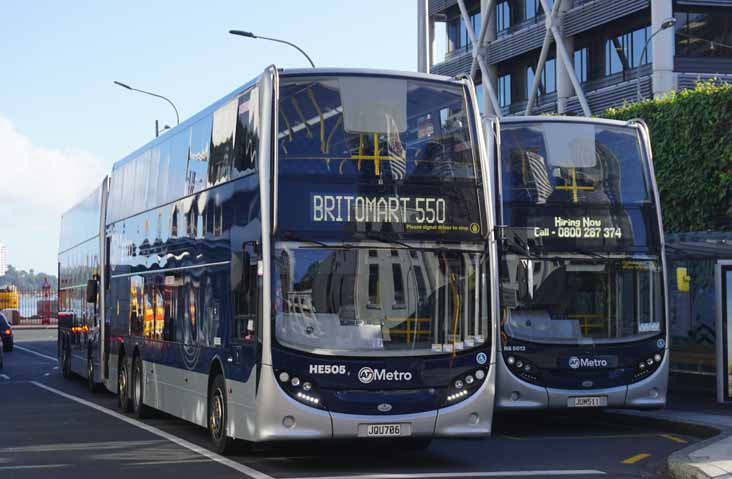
504;354;540;384
633;350;664;382
275;371;326;410
444;367;488;406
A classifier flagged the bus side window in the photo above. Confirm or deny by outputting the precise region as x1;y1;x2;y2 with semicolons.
129;276;144;337
233;89;258;177
233;242;259;341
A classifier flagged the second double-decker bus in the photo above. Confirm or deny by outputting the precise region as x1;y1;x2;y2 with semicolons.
60;67;497;453
490;116;668;410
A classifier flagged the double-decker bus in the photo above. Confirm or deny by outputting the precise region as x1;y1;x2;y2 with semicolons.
490;116;668;410
58;183;105;389
59;67;497;452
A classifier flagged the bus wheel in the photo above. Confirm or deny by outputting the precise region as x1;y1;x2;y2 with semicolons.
208;374;231;454
87;356;100;393
61;344;72;379
118;356;131;412
132;356;149;418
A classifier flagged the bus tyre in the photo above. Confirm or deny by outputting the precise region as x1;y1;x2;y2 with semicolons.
87;356;100;393
132;356;149;419
61;344;72;379
208;374;231;454
118;356;132;412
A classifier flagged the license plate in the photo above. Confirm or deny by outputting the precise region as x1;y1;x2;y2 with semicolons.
568;396;608;408
359;423;409;437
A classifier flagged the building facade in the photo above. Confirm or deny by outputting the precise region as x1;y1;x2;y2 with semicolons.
418;0;732;116
0;243;7;277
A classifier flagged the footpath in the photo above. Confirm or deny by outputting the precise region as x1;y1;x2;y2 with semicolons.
616;393;731;479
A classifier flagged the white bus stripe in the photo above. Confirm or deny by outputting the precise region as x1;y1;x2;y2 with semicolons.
15;345;58;362
290;471;605;479
30;381;275;479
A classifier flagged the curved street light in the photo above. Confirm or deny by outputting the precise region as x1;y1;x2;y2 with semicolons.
113;81;180;127
636;18;677;103
229;30;316;68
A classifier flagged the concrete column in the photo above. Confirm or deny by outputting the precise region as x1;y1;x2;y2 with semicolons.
481;0;498;115
418;0;431;73
556;0;574;113
652;0;676;97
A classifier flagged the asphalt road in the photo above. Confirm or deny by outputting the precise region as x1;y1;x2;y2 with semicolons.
0;329;699;479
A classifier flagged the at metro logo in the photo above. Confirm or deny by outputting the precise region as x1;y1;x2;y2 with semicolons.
577;358;608;368
566;355;616;369
358;366;413;384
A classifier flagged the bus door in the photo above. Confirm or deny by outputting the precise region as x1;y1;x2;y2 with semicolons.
231;241;260;380
716;260;732;403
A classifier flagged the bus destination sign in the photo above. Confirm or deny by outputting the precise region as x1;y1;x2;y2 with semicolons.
532;216;623;240
310;193;480;235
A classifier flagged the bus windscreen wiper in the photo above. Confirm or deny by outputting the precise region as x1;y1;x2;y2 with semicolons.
363;232;412;250
279;233;330;248
571;248;610;260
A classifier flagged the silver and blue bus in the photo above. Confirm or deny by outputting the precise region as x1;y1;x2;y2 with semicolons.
59;67;497;452
489;116;668;411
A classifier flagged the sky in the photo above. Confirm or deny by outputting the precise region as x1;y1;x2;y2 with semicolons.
0;1;418;275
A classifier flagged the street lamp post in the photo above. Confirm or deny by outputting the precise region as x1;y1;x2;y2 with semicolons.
229;30;315;68
113;81;180;137
636;17;677;103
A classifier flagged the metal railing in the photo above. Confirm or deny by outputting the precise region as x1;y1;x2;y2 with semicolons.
0;288;58;326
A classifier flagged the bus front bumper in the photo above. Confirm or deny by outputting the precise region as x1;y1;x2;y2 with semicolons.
496;353;669;410
251;364;494;442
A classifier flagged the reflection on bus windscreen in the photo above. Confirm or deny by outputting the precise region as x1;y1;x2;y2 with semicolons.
500;122;650;205
501;256;664;345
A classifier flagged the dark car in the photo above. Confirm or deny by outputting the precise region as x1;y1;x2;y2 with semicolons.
0;312;13;352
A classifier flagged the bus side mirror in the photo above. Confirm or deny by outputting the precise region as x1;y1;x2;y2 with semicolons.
86;278;99;303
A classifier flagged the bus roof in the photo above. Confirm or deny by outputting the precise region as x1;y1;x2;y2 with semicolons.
110;67;464;173
500;115;636;129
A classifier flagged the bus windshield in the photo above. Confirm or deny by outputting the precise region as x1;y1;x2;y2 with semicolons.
273;245;490;356
500;122;651;205
278;76;478;182
501;255;664;345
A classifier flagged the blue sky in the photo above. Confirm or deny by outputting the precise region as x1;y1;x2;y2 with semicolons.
0;1;417;274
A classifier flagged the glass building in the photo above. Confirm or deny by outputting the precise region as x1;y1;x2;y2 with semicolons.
418;0;732;116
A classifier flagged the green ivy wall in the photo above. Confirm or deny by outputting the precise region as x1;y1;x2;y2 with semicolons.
602;82;732;233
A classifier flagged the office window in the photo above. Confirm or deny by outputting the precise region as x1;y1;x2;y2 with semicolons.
526;59;555;98
459;16;468;49
632;26;652;67
497;1;511;32
545;58;556;94
447;19;459;52
472;11;482;41
676;9;732;58
605;36;626;75
525;0;537;20
574;47;589;83
605;26;652;76
498;74;511;108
